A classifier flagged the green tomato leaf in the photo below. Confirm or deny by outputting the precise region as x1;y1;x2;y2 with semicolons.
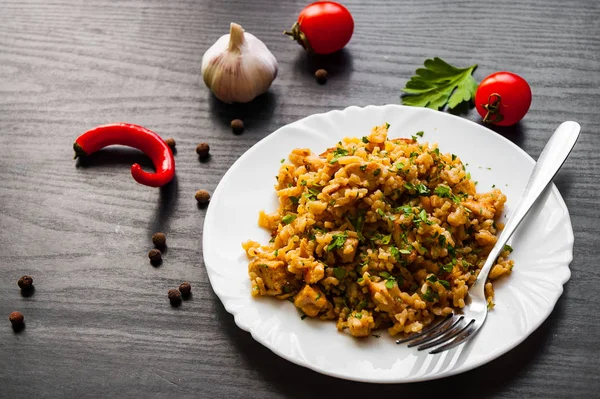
401;57;478;110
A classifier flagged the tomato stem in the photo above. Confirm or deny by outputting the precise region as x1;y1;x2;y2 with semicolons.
482;93;504;124
284;22;313;52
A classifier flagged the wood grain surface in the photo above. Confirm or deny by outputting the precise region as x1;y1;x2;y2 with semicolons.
1;0;599;397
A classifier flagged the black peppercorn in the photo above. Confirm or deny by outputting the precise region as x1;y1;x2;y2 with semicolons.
230;119;244;134
168;289;182;306
196;142;210;159
195;190;211;205
9;311;24;331
164;138;176;150
148;249;162;265
315;69;328;84
17;275;33;291
179;282;192;299
152;232;166;249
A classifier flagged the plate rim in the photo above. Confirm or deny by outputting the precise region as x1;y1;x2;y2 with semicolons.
202;104;574;383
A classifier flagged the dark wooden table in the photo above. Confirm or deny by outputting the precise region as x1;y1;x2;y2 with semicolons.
1;0;599;397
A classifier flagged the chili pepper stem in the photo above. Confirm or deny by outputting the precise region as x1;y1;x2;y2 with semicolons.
73;142;86;159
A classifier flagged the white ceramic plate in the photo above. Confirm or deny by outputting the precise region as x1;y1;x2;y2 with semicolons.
203;105;573;383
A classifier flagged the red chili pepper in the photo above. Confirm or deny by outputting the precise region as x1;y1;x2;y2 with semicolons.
73;123;175;187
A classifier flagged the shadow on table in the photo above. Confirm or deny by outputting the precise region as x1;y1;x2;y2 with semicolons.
214;291;566;398
293;48;354;80
75;147;180;235
75;147;154;171
481;121;526;148
208;91;277;133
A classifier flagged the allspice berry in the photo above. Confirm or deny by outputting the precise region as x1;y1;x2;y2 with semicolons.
9;311;24;330
165;138;176;150
315;69;328;84
195;190;210;205
231;119;244;134
148;249;162;265
152;232;166;249
17;275;33;291
168;289;182;307
196;142;210;159
179;282;192;298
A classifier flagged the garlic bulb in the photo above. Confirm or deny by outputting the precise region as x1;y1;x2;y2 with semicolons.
201;23;278;103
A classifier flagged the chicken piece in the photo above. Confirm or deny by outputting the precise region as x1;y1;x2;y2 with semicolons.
367;279;403;314
248;260;288;296
336;236;359;263
303;262;325;284
347;310;375;337
294;285;328;317
343;162;381;190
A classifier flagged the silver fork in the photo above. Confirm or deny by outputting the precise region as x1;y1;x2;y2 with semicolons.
396;121;581;354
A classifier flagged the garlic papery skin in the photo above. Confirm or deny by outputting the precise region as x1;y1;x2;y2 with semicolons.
201;23;278;104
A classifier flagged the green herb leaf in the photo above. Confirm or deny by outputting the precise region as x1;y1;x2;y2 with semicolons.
373;168;381;176
441;262;453;273
397;204;413;215
355;312;363;319
379;271;391;279
327;232;348;252
416;131;424;137
357;277;364;283
360;164;367;171
399;249;411;255
401;57;478;110
416;183;430;196
376;208;385;218
289;196;299;205
452;154;457;161
389;246;401;261
362;136;369;144
419;209;431;224
315;293;321;300
385;278;395;289
421;287;438;302
274;249;279;256
280;158;285;163
381;234;392;245
503;244;513;253
385;122;391;129
334;267;347;280
281;214;296;225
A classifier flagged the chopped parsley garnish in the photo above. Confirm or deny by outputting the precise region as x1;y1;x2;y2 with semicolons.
355;312;363;319
327;232;348;251
289;196;299;205
399;248;412;255
395;162;405;170
427;275;450;289
274;249;279;256
373;168;381;176
379;271;391;279
329;148;349;164
503;244;513;253
315;293;321;300
397;204;413;215
416;131;424;137
385;122;391;129
333;267;347;280
300;180;307;186
441;262;453;273
421;287;438;302
419;209;432;224
280;159;285;163
381;234;392;244
357;277;364;283
452;154;457;161
389;246;401;261
362;136;369;144
376;208;385;218
360;164;367;171
385;277;396;289
281;214;296;225
404;182;415;191
434;185;461;203
416;183;430;196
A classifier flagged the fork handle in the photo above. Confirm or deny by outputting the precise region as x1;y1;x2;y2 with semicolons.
471;121;581;296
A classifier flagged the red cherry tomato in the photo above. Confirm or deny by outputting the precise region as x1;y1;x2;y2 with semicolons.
475;72;532;126
285;2;354;55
